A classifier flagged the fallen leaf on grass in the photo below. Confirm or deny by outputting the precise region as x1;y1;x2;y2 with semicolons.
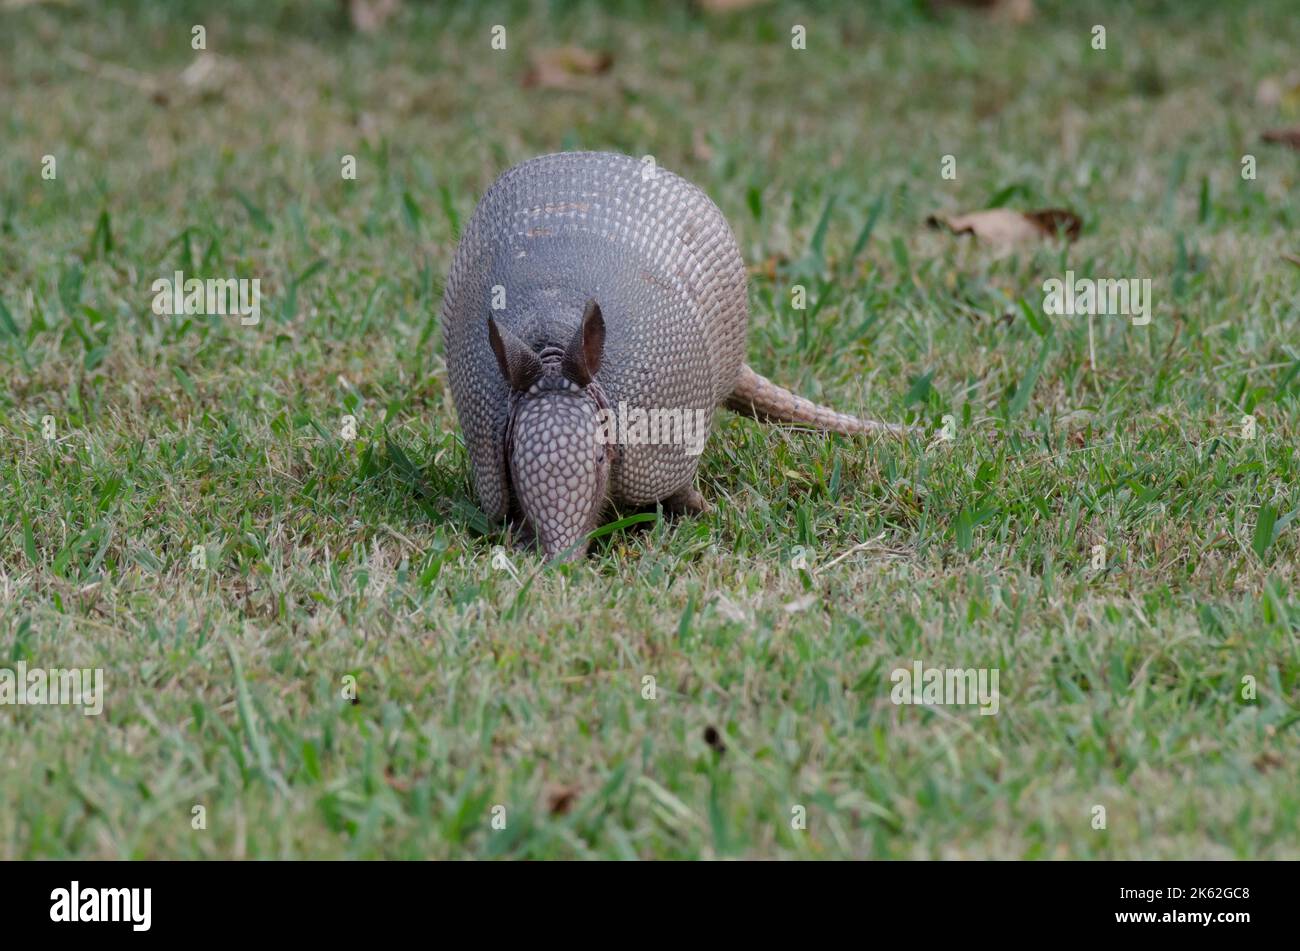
545;784;580;816
927;208;1081;245
523;46;613;90
1253;751;1283;773
1262;127;1300;150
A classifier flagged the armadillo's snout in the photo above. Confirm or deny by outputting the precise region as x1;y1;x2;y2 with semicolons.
491;300;611;564
508;391;610;564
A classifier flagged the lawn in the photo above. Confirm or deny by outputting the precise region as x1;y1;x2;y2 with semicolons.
1;0;1297;859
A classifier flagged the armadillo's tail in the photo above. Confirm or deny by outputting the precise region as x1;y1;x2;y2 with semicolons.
724;364;916;436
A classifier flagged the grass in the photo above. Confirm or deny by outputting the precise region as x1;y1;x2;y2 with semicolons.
1;0;1298;859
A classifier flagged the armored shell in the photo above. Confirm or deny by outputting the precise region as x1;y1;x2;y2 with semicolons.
441;151;749;520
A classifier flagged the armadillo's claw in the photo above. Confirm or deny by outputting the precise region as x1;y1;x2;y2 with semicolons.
661;485;709;516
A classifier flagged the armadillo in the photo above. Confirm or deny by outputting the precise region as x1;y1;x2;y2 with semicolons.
441;151;906;561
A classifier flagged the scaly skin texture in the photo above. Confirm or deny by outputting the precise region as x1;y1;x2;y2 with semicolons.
441;151;904;560
725;365;911;435
507;368;611;559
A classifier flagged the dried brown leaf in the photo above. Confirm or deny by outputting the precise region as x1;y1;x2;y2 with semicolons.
523;46;614;90
545;783;580;815
1262;127;1300;150
1253;751;1283;773
927;207;1081;244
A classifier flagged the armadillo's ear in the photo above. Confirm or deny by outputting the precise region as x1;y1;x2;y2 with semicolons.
563;300;605;386
488;316;543;392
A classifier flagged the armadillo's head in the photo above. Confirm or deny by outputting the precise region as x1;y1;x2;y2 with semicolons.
489;300;612;563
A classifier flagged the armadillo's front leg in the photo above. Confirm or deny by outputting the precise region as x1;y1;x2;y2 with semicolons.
661;484;709;516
